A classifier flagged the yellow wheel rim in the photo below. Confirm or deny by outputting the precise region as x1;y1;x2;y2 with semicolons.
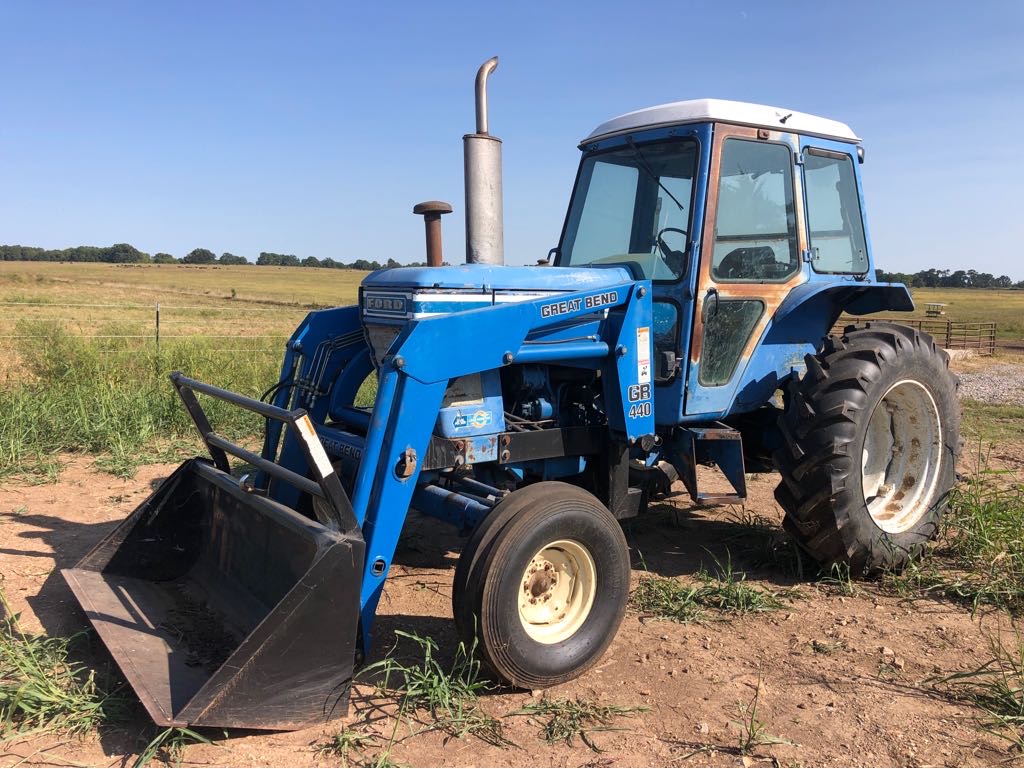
517;539;596;644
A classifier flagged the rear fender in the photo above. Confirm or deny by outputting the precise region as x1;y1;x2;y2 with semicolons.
772;281;914;327
727;281;914;414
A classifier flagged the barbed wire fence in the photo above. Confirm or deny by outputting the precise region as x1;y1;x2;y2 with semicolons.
0;301;308;356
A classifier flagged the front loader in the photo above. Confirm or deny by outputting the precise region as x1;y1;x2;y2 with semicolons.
65;59;959;730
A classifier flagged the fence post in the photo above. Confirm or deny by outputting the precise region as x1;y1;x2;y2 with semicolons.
945;321;952;349
155;303;160;355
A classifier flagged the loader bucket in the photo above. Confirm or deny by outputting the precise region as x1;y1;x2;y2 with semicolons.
63;458;366;730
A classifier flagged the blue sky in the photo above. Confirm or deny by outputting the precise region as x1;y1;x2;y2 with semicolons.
1;1;1021;277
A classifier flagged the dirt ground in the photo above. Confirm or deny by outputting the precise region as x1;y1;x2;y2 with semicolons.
1;452;1018;769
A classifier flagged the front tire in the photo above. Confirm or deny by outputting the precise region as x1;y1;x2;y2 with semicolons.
774;322;960;574
452;482;629;689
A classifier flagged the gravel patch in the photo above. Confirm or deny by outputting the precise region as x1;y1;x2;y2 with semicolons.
958;363;1024;406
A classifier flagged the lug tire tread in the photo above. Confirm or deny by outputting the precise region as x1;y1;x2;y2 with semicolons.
773;322;960;574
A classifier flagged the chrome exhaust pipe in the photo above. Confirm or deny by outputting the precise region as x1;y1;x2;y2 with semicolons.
464;56;503;265
474;56;498;134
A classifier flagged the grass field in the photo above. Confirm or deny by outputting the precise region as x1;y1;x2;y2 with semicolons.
0;262;372;479
0;261;367;307
875;287;1024;342
0;261;369;344
0;262;1021;479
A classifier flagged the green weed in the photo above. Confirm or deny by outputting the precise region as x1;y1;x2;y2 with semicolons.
724;508;806;579
515;697;646;752
315;727;382;767
818;562;857;597
731;675;793;756
886;468;1024;614
930;632;1024;750
133;726;214;767
362;630;506;748
631;555;797;623
0;586;117;741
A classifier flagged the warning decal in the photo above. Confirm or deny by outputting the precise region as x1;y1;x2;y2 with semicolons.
636;326;651;384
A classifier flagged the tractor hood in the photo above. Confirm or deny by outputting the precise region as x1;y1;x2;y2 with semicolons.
360;264;633;321
358;264;634;368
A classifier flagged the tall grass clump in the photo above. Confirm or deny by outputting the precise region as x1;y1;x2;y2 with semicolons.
0;586;116;741
890;468;1024;613
931;632;1024;750
363;630;507;748
631;554;798;623
0;321;282;479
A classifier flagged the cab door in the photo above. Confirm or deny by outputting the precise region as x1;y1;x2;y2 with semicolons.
684;124;809;417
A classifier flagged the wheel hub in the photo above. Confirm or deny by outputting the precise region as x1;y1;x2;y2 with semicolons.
518;540;596;644
861;379;943;534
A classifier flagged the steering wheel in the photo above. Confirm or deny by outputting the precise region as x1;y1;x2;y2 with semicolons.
655;227;689;276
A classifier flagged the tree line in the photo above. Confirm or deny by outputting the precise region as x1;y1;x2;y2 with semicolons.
876;267;1022;289
0;244;425;271
0;243;1017;285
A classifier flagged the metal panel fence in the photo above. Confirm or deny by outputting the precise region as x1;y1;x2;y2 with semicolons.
832;317;997;355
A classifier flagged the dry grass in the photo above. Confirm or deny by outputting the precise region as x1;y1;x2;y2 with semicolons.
0;261;366;307
839;287;1024;342
0;262;367;345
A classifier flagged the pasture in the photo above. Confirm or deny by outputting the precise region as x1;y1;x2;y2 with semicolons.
0;262;370;480
896;287;1024;342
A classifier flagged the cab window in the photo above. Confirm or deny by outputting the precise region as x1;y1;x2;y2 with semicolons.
712;139;799;282
560;139;697;281
804;150;869;274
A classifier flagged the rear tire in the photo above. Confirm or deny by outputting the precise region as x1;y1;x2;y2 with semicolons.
774;322;960;574
452;482;629;689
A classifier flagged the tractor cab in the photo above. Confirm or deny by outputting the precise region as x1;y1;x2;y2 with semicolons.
556;99;893;421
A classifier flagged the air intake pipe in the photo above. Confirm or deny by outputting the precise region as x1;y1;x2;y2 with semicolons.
464;56;503;265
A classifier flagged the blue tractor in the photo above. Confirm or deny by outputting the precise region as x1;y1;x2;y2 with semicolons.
65;59;959;730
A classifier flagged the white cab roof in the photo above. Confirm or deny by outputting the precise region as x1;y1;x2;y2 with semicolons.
583;98;860;144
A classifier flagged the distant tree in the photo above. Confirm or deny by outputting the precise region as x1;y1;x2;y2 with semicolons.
257;251;300;266
182;248;217;264
386;258;401;268
104;243;148;263
302;256;321;268
219;252;248;265
152;252;177;264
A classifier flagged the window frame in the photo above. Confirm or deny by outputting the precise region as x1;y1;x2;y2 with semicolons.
710;137;801;285
803;147;870;277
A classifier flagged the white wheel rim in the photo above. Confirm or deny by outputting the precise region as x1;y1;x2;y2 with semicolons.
517;539;596;644
861;379;944;534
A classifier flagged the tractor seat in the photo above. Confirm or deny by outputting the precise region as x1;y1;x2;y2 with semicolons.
716;246;793;280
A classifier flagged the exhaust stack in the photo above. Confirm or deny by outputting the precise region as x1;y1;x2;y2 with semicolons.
413;200;452;267
463;56;503;265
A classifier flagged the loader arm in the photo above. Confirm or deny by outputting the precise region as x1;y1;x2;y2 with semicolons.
350;279;653;642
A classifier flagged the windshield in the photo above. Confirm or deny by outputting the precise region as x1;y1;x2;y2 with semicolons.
559;138;697;280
